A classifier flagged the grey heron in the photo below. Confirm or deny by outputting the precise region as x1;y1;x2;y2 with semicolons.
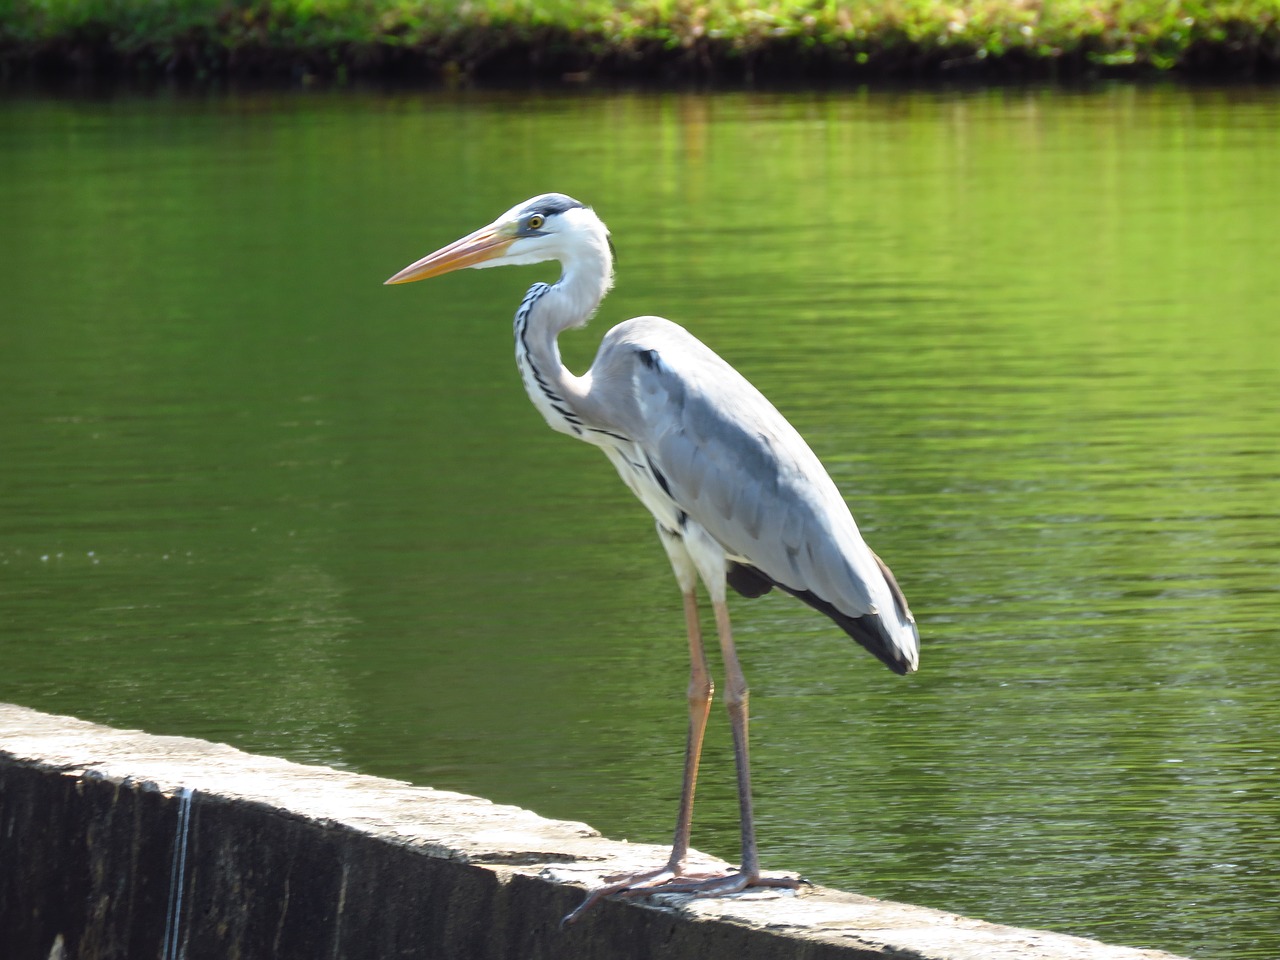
386;193;919;922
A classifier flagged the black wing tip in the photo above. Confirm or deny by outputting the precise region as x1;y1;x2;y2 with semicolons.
729;562;914;674
833;608;916;675
879;642;915;676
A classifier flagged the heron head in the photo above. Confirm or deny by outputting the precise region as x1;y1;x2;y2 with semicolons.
385;193;611;285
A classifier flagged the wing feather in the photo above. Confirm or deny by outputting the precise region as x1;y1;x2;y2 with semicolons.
587;317;918;673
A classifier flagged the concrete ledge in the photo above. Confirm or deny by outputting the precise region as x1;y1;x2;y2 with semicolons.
1;703;1191;960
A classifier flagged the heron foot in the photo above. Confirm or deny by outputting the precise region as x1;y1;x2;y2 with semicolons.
562;864;706;926
562;866;803;926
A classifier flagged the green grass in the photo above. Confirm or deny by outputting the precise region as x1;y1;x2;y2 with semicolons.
3;0;1279;80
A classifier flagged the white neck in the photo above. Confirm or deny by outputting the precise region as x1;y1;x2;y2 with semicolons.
513;232;613;437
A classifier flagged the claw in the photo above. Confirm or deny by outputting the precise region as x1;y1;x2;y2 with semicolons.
562;865;679;925
562;867;804;925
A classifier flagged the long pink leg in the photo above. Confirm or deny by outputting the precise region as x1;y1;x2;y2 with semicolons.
668;588;714;866
562;589;716;924
565;595;801;924
716;595;761;879
642;597;799;897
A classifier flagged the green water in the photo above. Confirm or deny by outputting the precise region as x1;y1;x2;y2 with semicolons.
2;85;1278;958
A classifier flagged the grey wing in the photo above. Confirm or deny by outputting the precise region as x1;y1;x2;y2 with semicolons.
591;317;918;674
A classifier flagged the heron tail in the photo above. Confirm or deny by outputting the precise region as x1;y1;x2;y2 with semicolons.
726;560;919;676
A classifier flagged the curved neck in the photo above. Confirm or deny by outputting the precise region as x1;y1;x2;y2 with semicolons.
514;247;612;437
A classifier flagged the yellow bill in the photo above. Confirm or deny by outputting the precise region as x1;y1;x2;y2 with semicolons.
384;221;517;285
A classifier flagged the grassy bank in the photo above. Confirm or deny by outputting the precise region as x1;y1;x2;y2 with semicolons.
3;0;1279;82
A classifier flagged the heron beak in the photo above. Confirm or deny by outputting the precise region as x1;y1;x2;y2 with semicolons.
384;221;517;285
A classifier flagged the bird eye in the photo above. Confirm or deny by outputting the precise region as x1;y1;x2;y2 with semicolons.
527;214;545;230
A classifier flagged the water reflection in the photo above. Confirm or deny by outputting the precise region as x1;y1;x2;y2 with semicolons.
1;84;1278;959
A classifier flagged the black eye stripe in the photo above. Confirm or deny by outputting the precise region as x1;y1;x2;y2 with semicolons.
528;193;584;217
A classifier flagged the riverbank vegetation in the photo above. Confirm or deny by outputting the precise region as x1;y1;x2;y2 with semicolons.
3;0;1279;82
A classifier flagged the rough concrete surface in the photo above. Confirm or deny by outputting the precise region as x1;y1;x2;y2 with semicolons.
0;702;1194;960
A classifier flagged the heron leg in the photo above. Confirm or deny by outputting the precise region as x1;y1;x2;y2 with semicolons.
669;588;713;868
562;589;719;925
563;528;800;925
714;596;760;878
563;594;801;925
609;598;801;901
